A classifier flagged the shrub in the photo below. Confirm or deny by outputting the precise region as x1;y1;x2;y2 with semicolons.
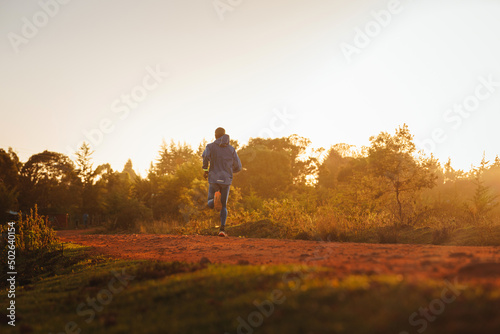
377;226;399;244
106;196;153;230
263;199;314;239
0;205;58;252
432;226;453;245
314;208;351;242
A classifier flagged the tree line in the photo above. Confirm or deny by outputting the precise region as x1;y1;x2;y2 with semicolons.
1;124;499;239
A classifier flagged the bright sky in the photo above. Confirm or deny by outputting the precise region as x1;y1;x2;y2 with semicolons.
1;0;500;175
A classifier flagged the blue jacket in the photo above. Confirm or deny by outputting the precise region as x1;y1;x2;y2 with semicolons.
202;134;242;185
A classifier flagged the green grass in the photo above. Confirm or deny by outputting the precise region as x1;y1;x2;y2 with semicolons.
2;244;500;333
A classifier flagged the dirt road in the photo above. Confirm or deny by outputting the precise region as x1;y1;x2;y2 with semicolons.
58;230;500;285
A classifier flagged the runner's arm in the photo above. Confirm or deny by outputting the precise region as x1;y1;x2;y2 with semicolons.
202;145;210;172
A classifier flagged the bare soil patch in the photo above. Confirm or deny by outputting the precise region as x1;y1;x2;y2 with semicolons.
58;229;500;285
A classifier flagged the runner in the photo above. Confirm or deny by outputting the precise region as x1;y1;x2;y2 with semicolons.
202;127;242;237
83;213;89;229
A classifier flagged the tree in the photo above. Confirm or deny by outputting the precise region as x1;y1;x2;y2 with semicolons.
75;142;94;186
0;148;20;189
247;135;313;184
74;142;97;215
367;124;437;225
0;148;20;222
132;177;153;206
196;139;208;158
317;144;357;189
234;135;317;199
493;155;500;168
95;163;151;229
19;150;80;212
469;178;498;225
234;144;292;199
146;156;204;220
154;140;195;176
467;155;499;225
122;159;138;181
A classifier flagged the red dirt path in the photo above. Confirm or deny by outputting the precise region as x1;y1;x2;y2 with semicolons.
57;229;500;286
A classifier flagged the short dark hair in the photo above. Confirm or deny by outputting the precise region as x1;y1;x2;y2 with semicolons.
215;127;225;139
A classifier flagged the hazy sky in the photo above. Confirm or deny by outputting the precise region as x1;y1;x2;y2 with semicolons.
1;0;500;175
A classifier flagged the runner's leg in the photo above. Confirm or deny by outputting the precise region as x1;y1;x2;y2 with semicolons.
207;183;219;209
219;185;230;227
